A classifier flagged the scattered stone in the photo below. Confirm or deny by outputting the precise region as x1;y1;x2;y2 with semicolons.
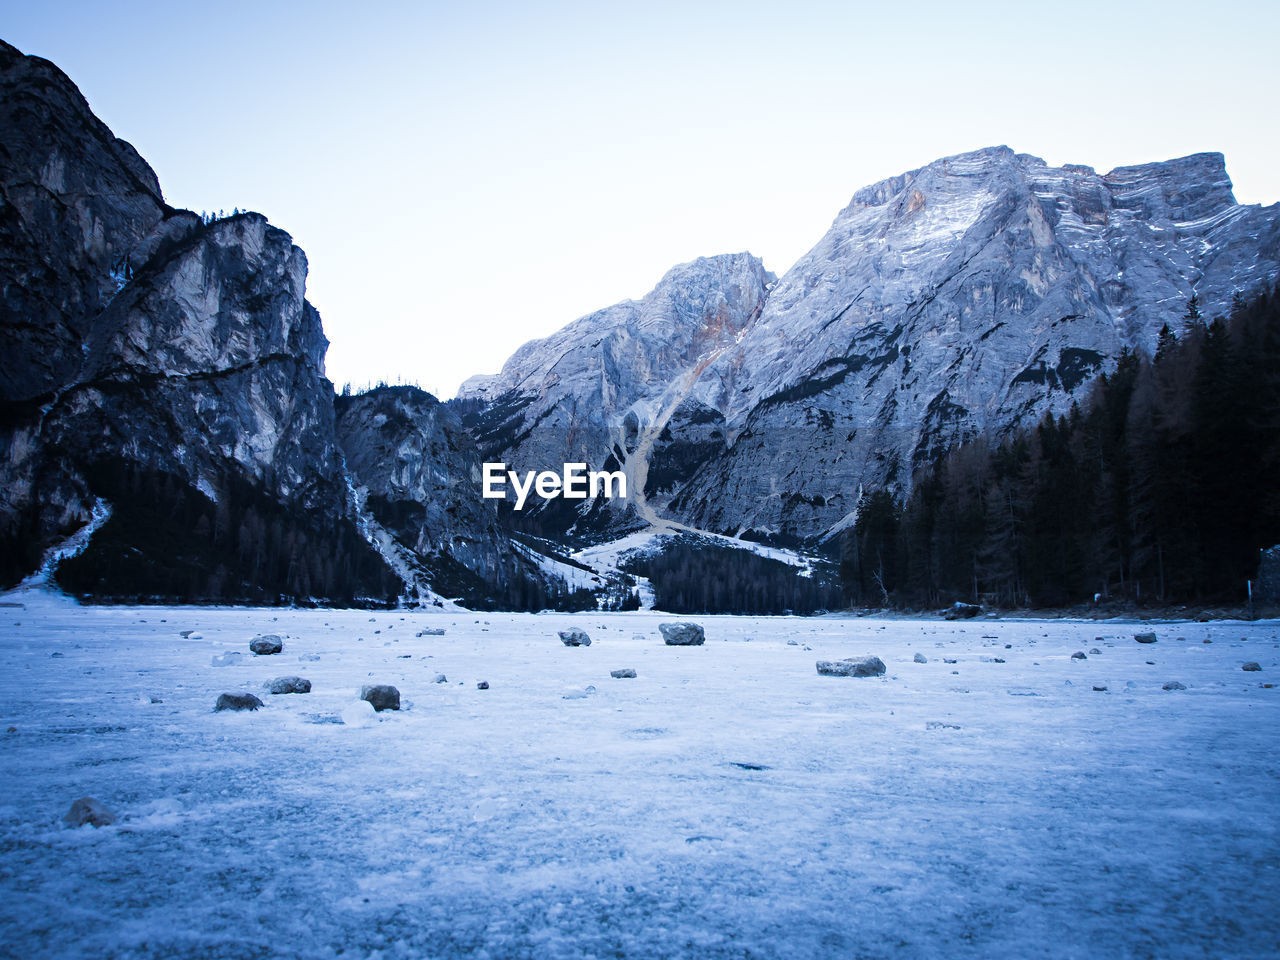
1134;632;1158;644
913;653;928;664
341;700;377;727
1243;662;1262;672
558;628;592;647
611;668;637;679
477;681;489;690
215;693;263;712
266;676;311;695
786;640;799;646
927;721;961;730
1071;651;1087;660
1163;681;1187;690
179;630;195;638
944;602;982;620
360;684;401;711
1089;648;1101;655
250;635;283;655
63;797;116;828
1203;638;1212;643
433;674;448;684
943;658;957;664
816;656;886;678
659;622;706;646
1145;660;1155;665
417;628;446;637
1093;685;1108;692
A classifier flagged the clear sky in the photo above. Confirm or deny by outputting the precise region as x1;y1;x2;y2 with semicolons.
6;0;1278;397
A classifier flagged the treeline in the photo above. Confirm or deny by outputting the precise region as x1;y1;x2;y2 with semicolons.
57;461;402;606
622;535;842;615
842;285;1280;609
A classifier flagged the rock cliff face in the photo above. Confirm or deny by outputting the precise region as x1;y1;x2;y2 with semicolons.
463;147;1280;545
456;253;772;534
0;43;413;602
336;386;536;604
0;39;166;405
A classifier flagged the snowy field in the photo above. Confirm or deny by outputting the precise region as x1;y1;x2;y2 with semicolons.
1;590;1278;959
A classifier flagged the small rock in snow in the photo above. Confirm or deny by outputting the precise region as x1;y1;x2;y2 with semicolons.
610;668;637;679
1134;632;1158;644
417;628;446;637
1093;685;1108;692
1163;681;1187;690
215;693;263;712
360;684;400;711
559;628;591;647
477;681;489;690
1089;648;1101;655
816;656;886;678
63;796;116;828
1071;651;1087;660
944;602;981;620
249;635;283;655
787;640;799;646
659;622;705;646
433;674;447;684
266;676;311;695
1243;662;1262;672
913;653;928;664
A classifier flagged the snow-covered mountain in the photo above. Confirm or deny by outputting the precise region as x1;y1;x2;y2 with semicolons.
461;147;1280;544
456;252;773;536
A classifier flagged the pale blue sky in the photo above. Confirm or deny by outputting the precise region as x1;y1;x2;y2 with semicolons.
6;0;1278;397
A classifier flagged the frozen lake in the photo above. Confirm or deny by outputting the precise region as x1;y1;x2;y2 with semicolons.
1;590;1277;958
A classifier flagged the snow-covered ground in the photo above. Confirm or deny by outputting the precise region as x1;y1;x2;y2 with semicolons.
1;589;1278;959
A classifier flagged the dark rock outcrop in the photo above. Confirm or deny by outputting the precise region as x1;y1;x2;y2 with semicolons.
249;635;283;655
267;676;310;694
335;385;539;605
659;622;705;645
558;627;591;646
215;693;263;711
816;656;886;677
0;41;398;603
360;684;400;711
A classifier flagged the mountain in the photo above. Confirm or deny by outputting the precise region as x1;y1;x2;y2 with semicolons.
462;147;1280;545
0;40;550;606
335;385;542;608
455;252;773;537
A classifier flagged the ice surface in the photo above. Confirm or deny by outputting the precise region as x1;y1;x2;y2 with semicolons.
1;588;1278;957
